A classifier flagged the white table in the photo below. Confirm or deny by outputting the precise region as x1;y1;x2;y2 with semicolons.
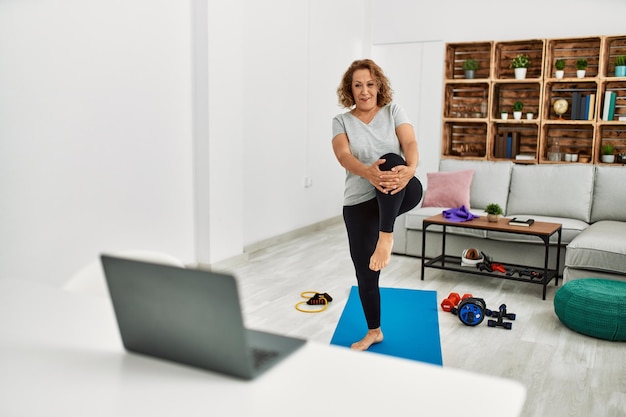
0;279;526;417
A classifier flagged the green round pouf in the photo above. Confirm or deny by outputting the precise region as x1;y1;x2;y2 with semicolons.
554;278;626;341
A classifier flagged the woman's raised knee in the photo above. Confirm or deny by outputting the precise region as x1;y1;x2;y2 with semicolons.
379;153;405;171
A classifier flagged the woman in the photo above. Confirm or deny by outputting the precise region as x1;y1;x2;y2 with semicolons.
331;59;423;351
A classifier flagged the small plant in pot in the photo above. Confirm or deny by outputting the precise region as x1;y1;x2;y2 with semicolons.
511;54;530;79
513;101;524;120
601;144;616;163
555;59;565;79
463;58;479;79
485;203;503;222
615;55;626;77
576;58;588;78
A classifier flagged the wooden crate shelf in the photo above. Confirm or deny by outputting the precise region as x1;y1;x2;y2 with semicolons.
597;125;626;164
442;35;626;165
540;124;594;163
546;37;602;79
443;83;489;118
445;42;492;80
493;82;542;117
602;35;626;78
543;81;598;121
442;122;488;158
490;124;538;162
494;39;545;80
599;81;626;121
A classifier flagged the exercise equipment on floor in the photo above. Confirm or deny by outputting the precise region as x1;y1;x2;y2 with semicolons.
440;292;516;329
440;292;473;312
440;292;486;326
295;291;333;313
486;304;516;329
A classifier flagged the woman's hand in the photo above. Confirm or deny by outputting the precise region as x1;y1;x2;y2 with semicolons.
367;159;415;194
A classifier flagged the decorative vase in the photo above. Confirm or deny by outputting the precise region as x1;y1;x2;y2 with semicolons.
615;66;626;77
464;69;476;79
577;69;586;78
487;214;499;223
601;155;615;163
513;111;522;120
555;70;564;79
514;68;527;80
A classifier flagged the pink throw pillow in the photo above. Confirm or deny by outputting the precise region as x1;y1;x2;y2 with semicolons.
422;169;474;208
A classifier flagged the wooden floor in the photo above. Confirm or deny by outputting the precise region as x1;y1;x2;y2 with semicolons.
215;220;626;417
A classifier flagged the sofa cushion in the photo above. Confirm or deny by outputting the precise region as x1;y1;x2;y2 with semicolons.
422;169;474;208
439;159;512;211
565;220;626;275
590;166;626;223
507;164;595;223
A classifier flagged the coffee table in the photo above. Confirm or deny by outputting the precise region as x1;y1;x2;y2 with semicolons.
420;214;562;299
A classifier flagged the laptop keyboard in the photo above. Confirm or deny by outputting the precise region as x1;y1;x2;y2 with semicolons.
251;348;279;369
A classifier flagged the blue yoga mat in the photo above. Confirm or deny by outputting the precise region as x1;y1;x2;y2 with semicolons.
330;286;443;366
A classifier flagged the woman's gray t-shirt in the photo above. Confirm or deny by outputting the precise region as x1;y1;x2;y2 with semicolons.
332;103;412;206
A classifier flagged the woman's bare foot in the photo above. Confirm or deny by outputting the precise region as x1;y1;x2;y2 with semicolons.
351;328;384;351
369;231;393;271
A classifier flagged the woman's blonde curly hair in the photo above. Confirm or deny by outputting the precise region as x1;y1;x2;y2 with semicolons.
337;59;393;108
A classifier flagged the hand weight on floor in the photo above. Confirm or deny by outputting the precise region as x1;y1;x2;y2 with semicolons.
441;292;461;312
441;292;473;312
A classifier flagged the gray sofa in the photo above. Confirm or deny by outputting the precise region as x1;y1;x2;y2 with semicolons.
393;159;626;284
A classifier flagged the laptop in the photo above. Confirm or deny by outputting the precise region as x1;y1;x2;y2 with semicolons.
100;254;306;380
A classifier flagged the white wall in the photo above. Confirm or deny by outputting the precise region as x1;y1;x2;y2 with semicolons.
240;0;368;247
373;0;626;44
0;0;369;285
0;0;196;285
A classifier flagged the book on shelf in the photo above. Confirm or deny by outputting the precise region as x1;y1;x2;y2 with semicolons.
495;132;506;158
602;91;615;121
608;91;617;121
506;132;512;158
587;93;595;120
508;217;535;227
571;91;580;120
580;94;589;120
515;153;535;160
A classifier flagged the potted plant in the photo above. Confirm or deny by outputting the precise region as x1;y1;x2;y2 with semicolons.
511;54;530;79
555;59;565;79
615;55;626;77
500;109;508;120
513;101;524;120
576;58;588;78
463;58;479;79
485;203;504;222
601;144;615;163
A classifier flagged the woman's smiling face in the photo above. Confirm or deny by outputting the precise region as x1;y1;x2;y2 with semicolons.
351;69;378;111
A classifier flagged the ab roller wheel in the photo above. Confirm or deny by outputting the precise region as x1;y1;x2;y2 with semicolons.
456;297;486;326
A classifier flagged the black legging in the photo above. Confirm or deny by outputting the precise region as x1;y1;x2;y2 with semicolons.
343;153;423;329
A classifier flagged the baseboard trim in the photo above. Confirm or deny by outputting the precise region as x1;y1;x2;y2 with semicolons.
244;215;343;254
194;216;343;271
